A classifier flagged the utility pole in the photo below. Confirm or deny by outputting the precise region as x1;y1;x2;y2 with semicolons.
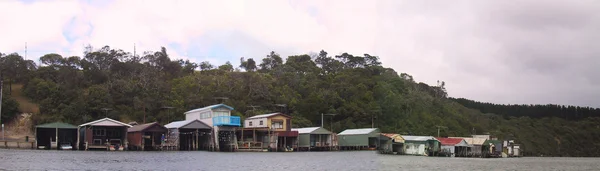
436;125;447;137
101;108;112;118
0;75;3;140
274;104;287;114
321;113;336;128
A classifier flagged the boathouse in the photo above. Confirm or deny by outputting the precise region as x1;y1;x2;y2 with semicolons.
437;137;469;157
165;119;213;151
483;139;503;157
77;118;132;151
127;122;168;151
401;135;439;156
239;113;298;151
337;128;380;150
292;127;335;151
184;104;241;151
379;133;404;154
35;122;77;150
450;136;488;157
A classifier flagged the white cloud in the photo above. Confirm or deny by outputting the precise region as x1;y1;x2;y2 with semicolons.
1;0;599;107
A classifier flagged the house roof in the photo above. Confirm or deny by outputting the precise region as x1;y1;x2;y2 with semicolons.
35;122;77;129
184;104;234;114
381;133;405;143
79;118;132;127
247;112;291;119
436;137;468;146
338;128;379;135
292;127;332;134
165;119;211;129
127;122;166;132
401;135;438;142
450;137;488;145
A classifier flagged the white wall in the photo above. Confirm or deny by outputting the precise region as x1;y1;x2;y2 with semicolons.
244;118;267;128
185;112;200;120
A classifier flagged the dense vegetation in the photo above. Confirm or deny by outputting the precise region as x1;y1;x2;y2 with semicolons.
451;98;600;120
1;46;599;156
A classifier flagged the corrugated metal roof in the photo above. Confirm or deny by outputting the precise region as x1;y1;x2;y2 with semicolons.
164;120;211;129
436;137;465;146
36;122;77;129
450;137;488;145
381;133;404;143
338;128;378;135
127;122;166;132
165;120;193;129
184;104;234;114
79;118;132;127
292;127;320;134
247;113;291;119
401;135;438;141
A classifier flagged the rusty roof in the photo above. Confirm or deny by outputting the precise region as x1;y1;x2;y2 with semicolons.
127;122;166;132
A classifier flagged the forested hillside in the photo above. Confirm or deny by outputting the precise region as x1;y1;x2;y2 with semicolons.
451;97;600;120
1;46;599;156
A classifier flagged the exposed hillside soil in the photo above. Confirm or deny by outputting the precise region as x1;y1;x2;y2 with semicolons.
3;84;37;140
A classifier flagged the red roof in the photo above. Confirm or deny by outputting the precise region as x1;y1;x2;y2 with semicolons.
436;137;464;145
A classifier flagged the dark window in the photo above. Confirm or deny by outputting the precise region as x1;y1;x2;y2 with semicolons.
259;121;263;125
249;121;253;126
93;129;106;136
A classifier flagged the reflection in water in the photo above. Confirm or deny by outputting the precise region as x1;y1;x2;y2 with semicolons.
0;149;598;171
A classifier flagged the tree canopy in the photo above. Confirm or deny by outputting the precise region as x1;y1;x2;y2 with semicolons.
0;46;599;156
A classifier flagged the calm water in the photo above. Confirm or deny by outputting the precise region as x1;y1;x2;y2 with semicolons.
1;149;599;171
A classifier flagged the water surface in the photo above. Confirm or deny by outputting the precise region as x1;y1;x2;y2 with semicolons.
0;149;598;171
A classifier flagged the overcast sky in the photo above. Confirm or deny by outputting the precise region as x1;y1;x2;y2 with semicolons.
1;0;599;107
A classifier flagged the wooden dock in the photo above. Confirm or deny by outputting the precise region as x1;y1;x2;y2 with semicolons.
0;140;35;149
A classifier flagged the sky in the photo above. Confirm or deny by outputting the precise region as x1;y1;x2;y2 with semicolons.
1;0;599;107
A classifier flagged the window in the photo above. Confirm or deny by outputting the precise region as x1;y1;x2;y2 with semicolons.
107;130;121;137
259;120;263;125
200;112;211;119
249;121;253;126
271;120;283;129
93;129;105;136
213;111;229;117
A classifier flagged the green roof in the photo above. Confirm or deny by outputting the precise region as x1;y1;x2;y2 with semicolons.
36;122;77;129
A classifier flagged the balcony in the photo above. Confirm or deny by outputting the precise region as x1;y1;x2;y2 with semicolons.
212;116;241;127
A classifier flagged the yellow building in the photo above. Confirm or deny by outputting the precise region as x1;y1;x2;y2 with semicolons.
238;113;298;151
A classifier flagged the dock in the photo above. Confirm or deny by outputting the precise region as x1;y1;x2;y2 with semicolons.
1;140;35;149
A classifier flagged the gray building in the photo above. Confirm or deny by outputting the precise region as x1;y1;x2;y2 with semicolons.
338;128;380;150
292;127;335;151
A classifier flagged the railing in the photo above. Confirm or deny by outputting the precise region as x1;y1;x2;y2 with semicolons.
212;116;241;127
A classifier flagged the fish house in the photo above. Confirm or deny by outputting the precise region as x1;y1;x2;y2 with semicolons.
239;113;298;151
77;118;132;151
165;119;213;151
379;133;404;154
184;104;241;151
337;128;380;150
127;122;168;151
401;135;440;156
292;127;335;151
35;122;78;150
437;137;469;157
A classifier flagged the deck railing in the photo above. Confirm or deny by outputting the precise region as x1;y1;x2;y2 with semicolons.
212;116;241;127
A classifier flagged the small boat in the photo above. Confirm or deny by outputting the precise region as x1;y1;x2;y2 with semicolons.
60;143;73;150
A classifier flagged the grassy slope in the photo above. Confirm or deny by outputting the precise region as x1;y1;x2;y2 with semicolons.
5;84;38;139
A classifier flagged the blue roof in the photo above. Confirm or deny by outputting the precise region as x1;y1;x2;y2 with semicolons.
184;104;234;114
